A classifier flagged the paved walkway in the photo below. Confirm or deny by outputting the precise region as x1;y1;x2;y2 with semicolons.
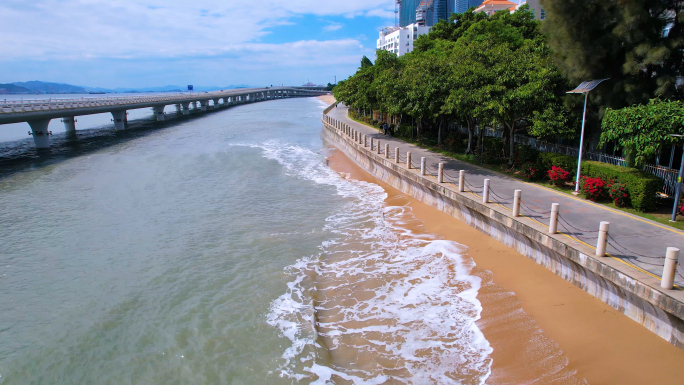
327;104;684;288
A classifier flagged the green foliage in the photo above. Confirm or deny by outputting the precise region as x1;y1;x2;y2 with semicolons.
536;153;660;210
537;153;577;173
540;0;684;108
360;55;374;69
600;99;684;166
581;161;660;211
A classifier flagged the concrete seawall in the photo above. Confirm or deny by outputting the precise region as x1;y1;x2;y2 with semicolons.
321;109;684;349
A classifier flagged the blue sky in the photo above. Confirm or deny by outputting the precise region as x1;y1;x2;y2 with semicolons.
0;0;395;88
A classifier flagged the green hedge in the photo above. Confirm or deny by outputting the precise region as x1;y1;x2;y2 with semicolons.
538;153;577;173
537;153;661;211
581;161;660;211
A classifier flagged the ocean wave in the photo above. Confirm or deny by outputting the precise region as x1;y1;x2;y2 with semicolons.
252;140;492;384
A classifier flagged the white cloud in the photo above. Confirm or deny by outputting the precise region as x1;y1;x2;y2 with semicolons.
323;22;344;32
0;0;390;60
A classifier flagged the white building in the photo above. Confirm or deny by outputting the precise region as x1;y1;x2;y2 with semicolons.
377;23;432;57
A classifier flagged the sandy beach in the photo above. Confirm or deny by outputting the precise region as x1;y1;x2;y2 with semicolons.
318;96;684;384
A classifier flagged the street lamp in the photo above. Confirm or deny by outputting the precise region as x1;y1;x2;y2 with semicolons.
567;79;609;194
670;134;684;222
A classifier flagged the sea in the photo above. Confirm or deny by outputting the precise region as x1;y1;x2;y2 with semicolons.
0;96;493;384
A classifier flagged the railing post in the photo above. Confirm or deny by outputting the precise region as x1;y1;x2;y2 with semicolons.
483;179;490;203
513;190;521;217
395;148;399;163
661;247;680;289
364;135;368;147
407;152;412;170
377;140;381;154
459;170;465;192
549;203;560;234
596;222;610;257
438;163;444;183
420;157;426;175
385;143;389;158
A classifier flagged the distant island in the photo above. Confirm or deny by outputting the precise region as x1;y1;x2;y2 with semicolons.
0;81;253;95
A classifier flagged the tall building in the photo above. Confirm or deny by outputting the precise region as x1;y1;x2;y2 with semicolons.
455;0;484;13
432;0;455;24
377;23;432;56
400;0;421;27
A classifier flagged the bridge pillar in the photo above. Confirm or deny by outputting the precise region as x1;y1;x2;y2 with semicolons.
28;119;52;149
200;100;208;111
153;106;165;121
111;110;127;130
181;102;190;115
175;104;182;114
62;117;76;133
213;98;220;109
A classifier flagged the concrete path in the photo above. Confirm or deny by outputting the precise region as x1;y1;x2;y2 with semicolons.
327;104;684;288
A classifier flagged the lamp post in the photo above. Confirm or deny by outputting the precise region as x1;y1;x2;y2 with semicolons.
670;134;684;222
567;79;608;194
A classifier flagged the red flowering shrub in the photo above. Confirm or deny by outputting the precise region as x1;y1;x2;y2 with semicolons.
608;182;630;207
520;162;543;181
580;176;609;201
547;166;571;186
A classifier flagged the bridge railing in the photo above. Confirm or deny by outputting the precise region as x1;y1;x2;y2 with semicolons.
0;88;325;115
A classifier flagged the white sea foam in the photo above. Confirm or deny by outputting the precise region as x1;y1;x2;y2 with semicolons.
254;140;493;384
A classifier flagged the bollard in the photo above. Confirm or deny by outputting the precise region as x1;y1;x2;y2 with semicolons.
395;148;399;163
513;190;521;217
385;143;389;158
365;135;368;147
421;157;426;175
549;203;560;234
377;140;381;155
596;221;610;257
438;163;444;183
459;170;465;192
369;137;373;148
483;179;490;203
661;247;680;289
407;152;412;170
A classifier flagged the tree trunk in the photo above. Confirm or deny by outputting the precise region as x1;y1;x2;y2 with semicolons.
477;126;484;158
466;118;474;154
507;123;516;166
438;118;443;146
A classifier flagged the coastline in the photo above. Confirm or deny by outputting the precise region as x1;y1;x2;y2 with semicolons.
318;97;684;384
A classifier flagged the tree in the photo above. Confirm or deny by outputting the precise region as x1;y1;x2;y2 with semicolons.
360;55;374;69
540;0;683;108
600;99;684;166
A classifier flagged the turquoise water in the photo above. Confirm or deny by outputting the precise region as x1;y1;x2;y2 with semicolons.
0;98;492;384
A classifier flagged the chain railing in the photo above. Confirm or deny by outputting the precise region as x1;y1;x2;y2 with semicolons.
324;116;684;288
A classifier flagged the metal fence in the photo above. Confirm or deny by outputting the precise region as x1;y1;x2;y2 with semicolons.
457;126;682;195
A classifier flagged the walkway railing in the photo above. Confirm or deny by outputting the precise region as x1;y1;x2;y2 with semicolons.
323;114;684;289
455;126;682;196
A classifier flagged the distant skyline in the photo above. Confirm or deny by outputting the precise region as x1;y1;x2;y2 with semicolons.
0;0;395;88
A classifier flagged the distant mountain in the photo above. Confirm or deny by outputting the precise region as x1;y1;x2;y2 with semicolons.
12;81;91;94
0;83;32;94
3;81;257;94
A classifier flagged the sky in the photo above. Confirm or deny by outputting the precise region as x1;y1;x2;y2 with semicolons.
0;0;396;88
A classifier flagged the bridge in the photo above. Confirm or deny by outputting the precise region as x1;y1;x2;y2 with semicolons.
0;87;327;148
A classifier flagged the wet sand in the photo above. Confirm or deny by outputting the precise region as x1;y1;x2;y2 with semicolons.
326;147;684;384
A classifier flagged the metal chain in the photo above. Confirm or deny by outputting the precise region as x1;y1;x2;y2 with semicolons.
607;234;662;259
557;214;599;234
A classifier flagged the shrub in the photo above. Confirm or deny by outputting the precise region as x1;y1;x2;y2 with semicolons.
537;154;660;211
547;166;571;186
581;161;660;211
538;153;577;173
608;182;630;207
521;162;544;181
512;145;539;167
581;177;609;201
